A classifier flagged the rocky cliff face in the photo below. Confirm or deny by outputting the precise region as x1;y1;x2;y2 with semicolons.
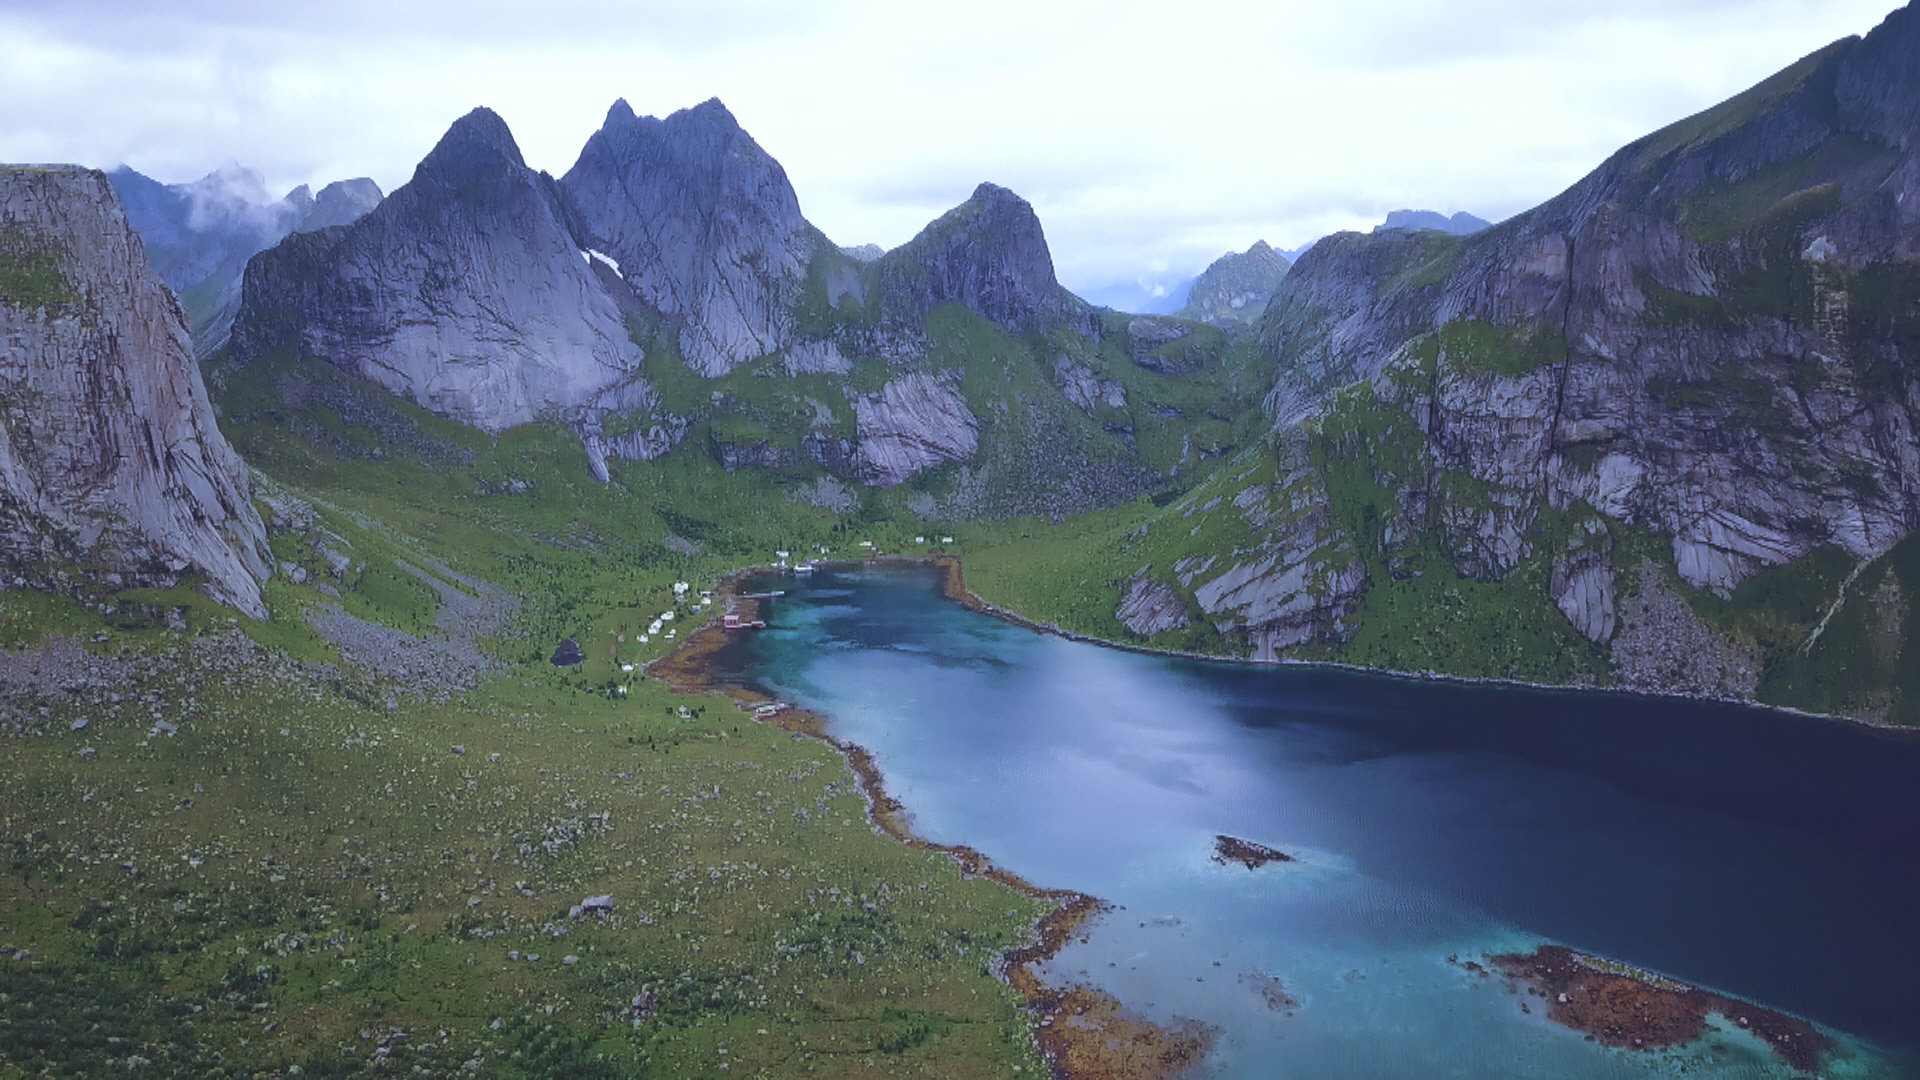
230;101;1168;500
1178;240;1290;327
231;108;649;436
559;99;828;377
1125;2;1920;714
850;371;980;486
0;166;270;617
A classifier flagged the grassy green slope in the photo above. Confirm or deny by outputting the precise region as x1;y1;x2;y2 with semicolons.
0;352;1056;1080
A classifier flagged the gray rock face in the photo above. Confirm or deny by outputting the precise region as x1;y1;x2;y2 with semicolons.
1185;432;1366;650
874;183;1094;337
560;99;825;377
1051;355;1126;414
1116;574;1189;637
1178;240;1291;327
226;99;1160;499
232;108;648;435
0;166;270;617
850;372;979;486
1236;3;1920;658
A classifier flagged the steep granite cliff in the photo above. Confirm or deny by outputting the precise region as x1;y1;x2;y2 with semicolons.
230;108;649;436
559;98;829;377
0;166;270;617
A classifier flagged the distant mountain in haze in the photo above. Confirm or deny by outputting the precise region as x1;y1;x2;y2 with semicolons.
1375;209;1492;235
1077;275;1193;316
109;164;381;354
1280;209;1493;261
1177;240;1291;327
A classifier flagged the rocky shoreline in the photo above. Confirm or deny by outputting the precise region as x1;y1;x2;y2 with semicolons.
924;554;1919;741
651;553;1895;1079
649;565;1216;1080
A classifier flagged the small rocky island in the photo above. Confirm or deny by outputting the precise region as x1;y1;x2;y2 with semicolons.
1211;834;1293;869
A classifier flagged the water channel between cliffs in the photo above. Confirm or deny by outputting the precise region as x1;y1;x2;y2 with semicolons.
711;564;1920;1079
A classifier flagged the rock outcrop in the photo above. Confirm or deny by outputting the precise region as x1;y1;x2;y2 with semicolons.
850;372;980;486
231;108;649;435
1116;574;1189;637
0;166;270;617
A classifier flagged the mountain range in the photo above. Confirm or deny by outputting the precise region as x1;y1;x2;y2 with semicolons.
6;0;1919;720
107;163;381;354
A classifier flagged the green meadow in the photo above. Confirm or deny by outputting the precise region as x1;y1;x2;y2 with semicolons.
1;353;1052;1080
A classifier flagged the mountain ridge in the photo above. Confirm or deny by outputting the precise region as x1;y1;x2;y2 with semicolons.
1061;0;1920;719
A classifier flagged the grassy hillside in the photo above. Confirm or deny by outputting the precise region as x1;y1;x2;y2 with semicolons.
1;353;1060;1079
957;413;1920;725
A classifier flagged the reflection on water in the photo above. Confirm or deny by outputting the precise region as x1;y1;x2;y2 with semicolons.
722;566;1920;1079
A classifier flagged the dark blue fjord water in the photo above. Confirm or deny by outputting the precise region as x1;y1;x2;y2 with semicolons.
721;566;1920;1079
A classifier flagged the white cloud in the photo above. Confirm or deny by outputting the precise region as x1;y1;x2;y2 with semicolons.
0;0;1901;297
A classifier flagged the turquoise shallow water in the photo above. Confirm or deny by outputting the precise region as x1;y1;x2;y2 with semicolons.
721;566;1920;1079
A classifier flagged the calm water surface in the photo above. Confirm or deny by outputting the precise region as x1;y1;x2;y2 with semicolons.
720;566;1920;1079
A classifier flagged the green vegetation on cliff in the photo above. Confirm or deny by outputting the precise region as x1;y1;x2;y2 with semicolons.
0;224;81;307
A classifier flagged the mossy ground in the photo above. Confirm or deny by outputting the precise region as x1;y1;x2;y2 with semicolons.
0;224;81;309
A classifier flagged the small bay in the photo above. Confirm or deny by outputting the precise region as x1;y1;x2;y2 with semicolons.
719;565;1920;1078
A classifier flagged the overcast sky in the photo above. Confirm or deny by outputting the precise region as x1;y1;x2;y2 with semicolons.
0;0;1902;305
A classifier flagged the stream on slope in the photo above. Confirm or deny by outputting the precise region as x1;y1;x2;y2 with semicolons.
714;565;1920;1079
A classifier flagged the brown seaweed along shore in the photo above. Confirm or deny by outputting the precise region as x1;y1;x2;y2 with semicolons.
1489;945;1830;1072
648;563;1216;1080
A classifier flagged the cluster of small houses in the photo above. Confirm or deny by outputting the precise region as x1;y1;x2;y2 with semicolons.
770;537;956;576
598;536;960;679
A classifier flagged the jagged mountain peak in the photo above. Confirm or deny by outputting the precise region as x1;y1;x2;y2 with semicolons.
912;182;1049;260
573;95;772;186
560;96;819;376
412;106;530;191
873;180;1090;338
231;104;642;435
